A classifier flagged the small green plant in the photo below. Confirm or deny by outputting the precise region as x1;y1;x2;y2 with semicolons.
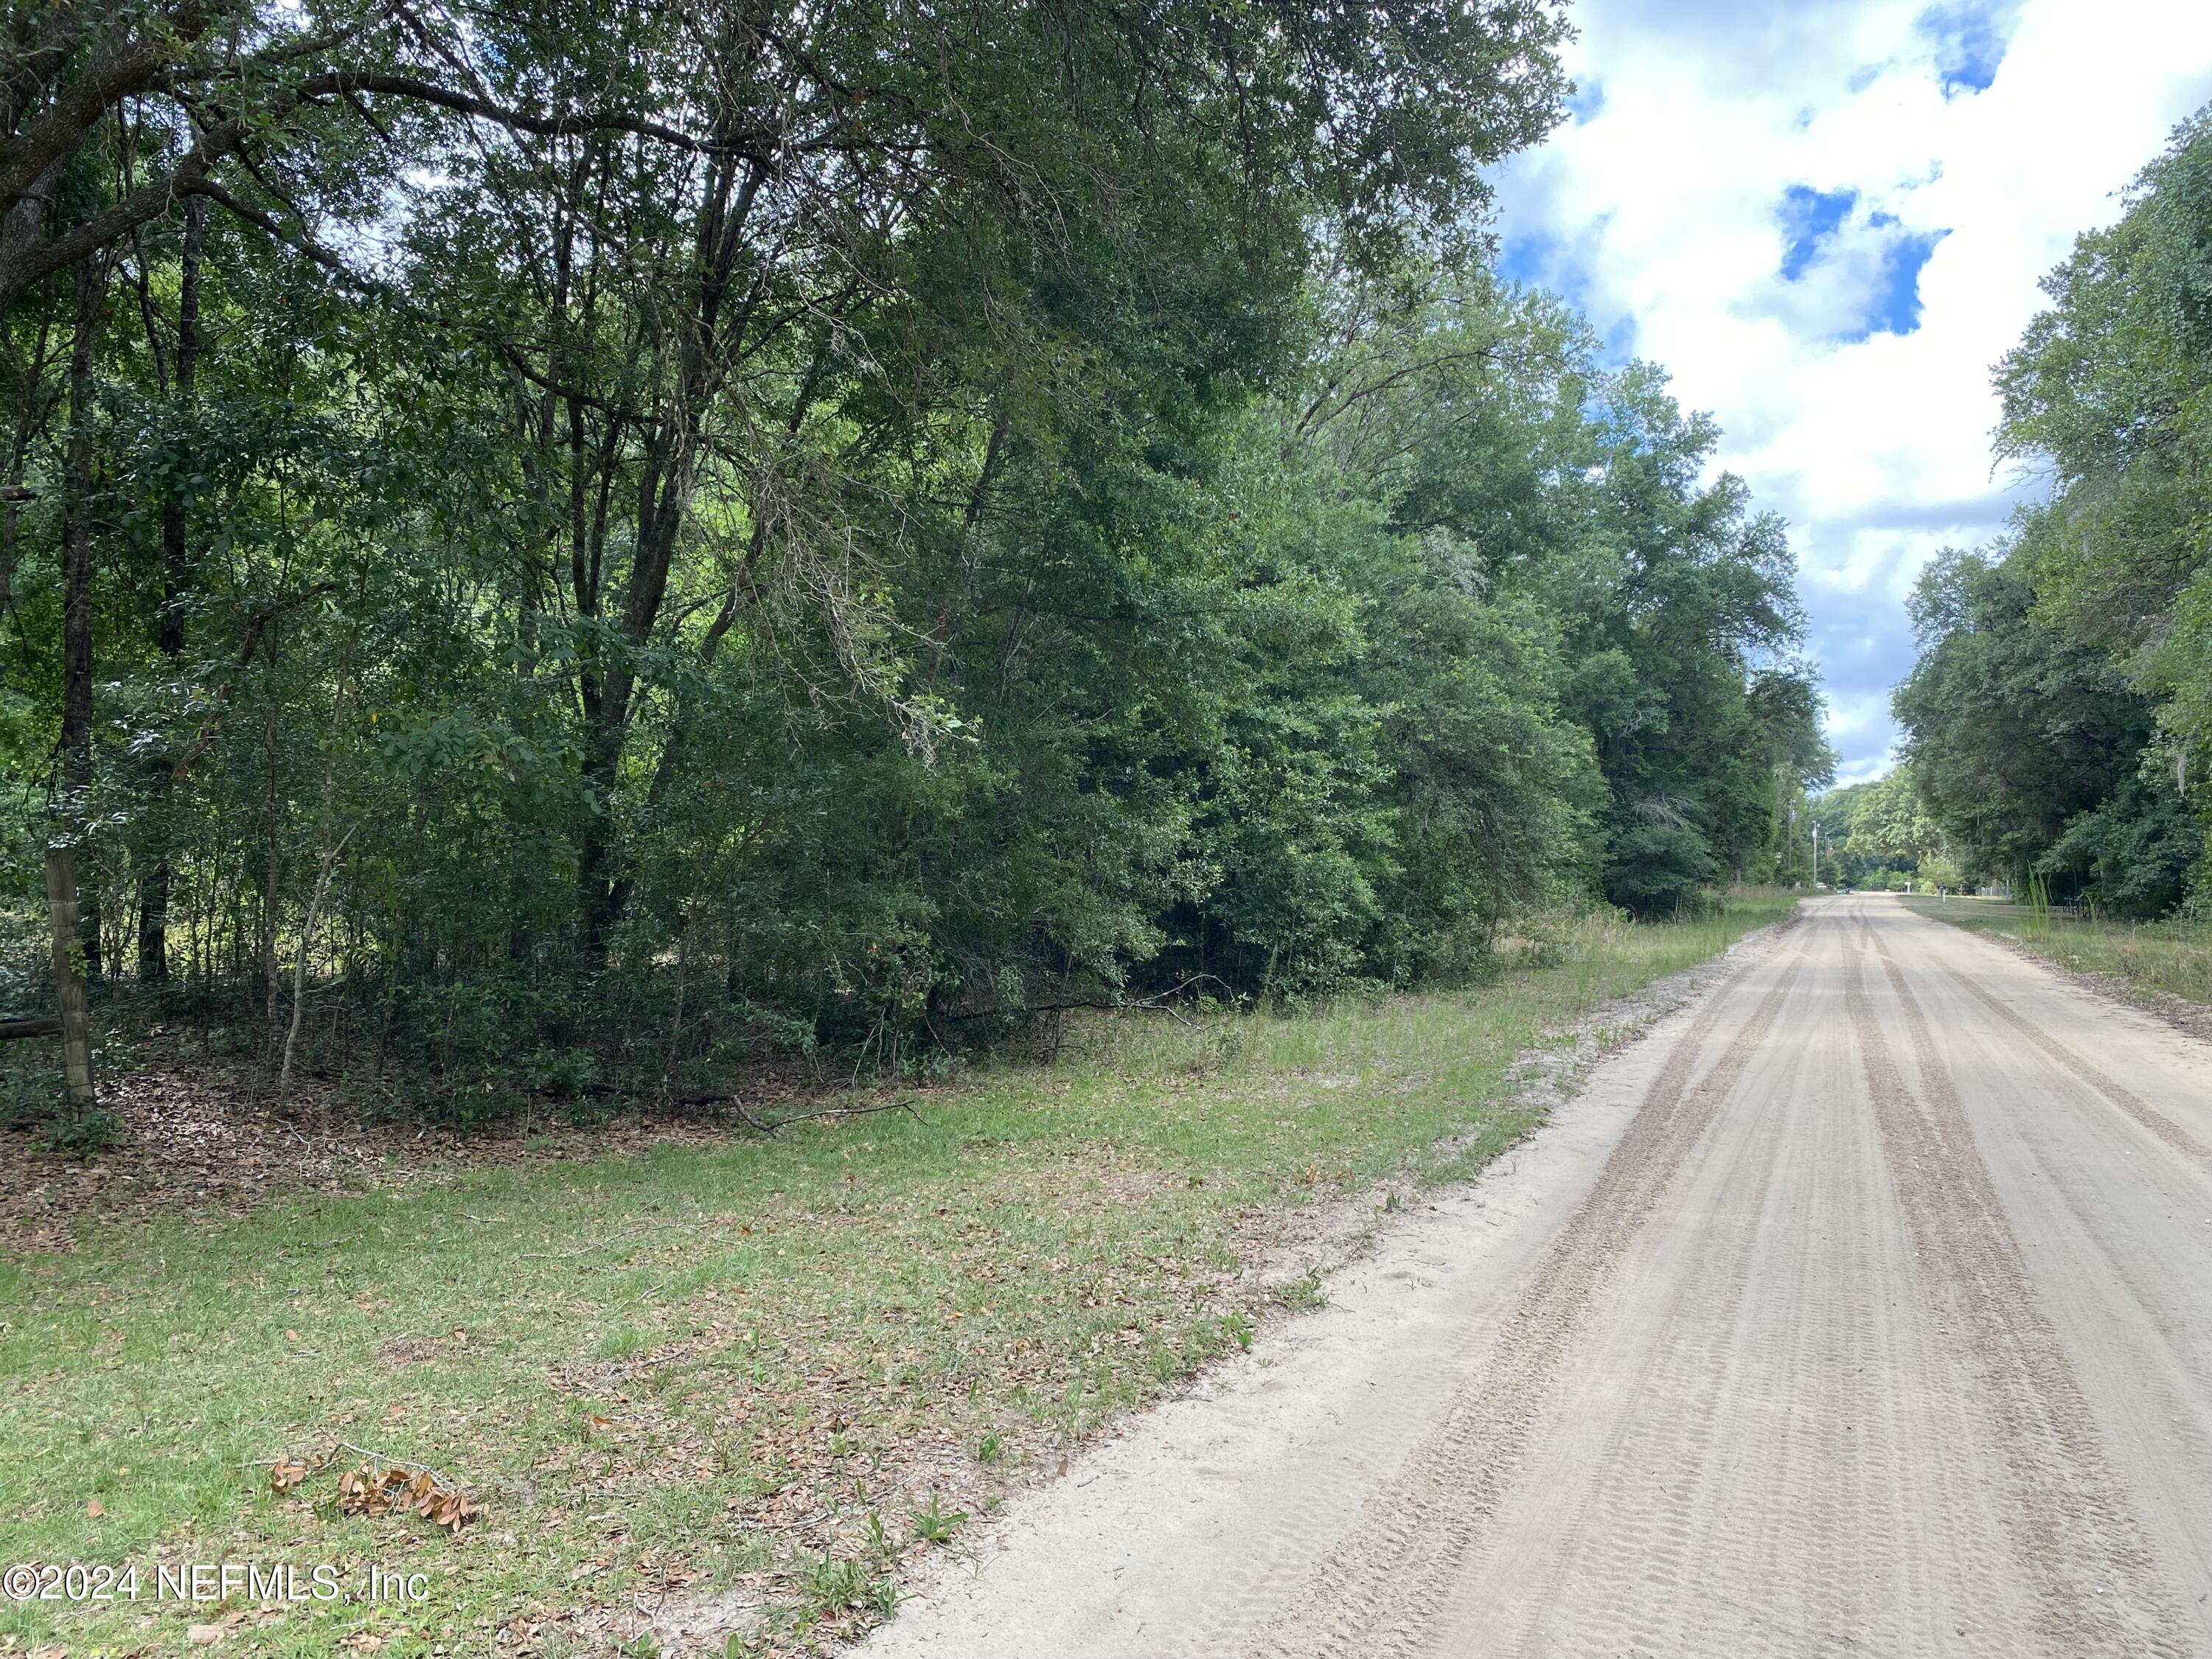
973;1430;1005;1465
32;1105;123;1155
801;1553;893;1617
807;1555;863;1611
0;1069;69;1133
910;1492;966;1544
1274;1270;1327;1312
1220;1310;1256;1352
1180;1023;1248;1077
524;1046;600;1098
568;1400;619;1441
594;1325;652;1360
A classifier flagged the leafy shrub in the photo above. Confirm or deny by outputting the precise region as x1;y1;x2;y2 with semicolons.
522;1046;599;1099
32;1107;125;1155
0;1068;71;1133
1604;824;1719;919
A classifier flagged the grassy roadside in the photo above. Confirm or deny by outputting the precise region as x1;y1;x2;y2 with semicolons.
1;894;1792;1659
1898;894;2212;1011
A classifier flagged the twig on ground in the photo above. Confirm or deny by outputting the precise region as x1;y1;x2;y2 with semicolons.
673;1094;933;1136
757;1508;831;1532
758;1098;929;1133
928;973;1238;1026
335;1439;470;1492
243;1439;469;1493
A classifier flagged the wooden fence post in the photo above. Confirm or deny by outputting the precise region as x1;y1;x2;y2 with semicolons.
44;844;94;1106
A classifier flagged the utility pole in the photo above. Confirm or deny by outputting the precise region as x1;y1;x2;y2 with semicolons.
1811;822;1820;888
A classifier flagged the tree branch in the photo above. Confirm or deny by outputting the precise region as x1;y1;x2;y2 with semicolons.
292;72;771;161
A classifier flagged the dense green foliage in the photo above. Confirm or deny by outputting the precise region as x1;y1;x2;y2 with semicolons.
1806;780;1899;889
1807;768;1955;892
1;1;1827;1116
1893;107;2212;916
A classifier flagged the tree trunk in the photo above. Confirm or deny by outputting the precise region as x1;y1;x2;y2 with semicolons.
279;829;349;1113
61;254;102;978
262;715;282;1045
138;195;204;984
571;145;760;959
44;846;94;1107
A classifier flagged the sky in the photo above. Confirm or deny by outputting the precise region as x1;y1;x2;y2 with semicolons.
1490;0;2212;785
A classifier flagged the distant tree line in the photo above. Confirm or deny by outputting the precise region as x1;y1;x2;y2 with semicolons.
1891;107;2212;918
1804;771;1953;894
0;0;1829;1121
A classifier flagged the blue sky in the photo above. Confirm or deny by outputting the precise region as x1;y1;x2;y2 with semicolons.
1491;0;2212;784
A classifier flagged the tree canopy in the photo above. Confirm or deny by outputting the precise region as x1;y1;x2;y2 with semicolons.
0;0;1830;1118
1893;106;2212;917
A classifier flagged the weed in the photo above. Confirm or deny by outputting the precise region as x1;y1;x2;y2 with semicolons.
804;1554;863;1612
801;1552;893;1618
1221;1310;1256;1352
0;1069;69;1133
594;1325;652;1360
30;1105;123;1155
910;1492;967;1544
524;1046;600;1098
1179;1024;1248;1077
974;1430;1006;1465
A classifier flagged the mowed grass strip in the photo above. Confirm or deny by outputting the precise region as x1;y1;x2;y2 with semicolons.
1899;894;2212;1009
1;897;1790;1658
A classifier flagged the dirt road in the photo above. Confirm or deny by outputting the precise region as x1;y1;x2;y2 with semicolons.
862;897;2212;1658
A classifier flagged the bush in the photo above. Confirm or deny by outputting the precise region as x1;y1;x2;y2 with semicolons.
2039;779;2202;918
0;1068;72;1133
1603;824;1720;919
31;1106;125;1156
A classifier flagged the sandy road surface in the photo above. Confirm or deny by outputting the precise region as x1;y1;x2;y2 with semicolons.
862;897;2212;1658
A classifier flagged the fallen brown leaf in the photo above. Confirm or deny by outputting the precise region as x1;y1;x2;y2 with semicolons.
270;1456;313;1492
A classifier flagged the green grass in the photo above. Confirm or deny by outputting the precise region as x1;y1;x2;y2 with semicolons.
0;895;1792;1658
1900;894;2212;1008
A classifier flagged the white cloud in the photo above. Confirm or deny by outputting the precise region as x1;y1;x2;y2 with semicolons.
1493;0;2212;780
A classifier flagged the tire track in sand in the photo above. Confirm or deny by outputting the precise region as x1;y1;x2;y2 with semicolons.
1848;923;2188;1658
1484;999;1809;1659
1475;909;2020;1658
1927;946;2208;1164
1245;937;1811;1659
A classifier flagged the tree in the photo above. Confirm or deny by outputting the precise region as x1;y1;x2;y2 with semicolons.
1835;766;1949;889
1893;549;2191;913
1981;103;2212;908
0;3;1839;1114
